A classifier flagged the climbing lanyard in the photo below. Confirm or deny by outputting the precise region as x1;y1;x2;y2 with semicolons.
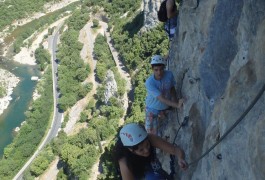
168;69;189;177
169;83;265;174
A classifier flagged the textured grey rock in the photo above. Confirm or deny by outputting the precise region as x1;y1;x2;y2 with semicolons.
104;70;117;104
142;0;162;30
161;0;265;179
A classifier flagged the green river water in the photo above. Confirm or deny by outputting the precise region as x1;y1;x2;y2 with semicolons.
0;58;39;157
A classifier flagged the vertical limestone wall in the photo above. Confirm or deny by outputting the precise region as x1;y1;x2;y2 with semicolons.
160;0;265;179
142;0;162;30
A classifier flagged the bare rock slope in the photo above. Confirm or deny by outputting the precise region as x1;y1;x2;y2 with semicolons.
161;0;265;179
143;0;162;30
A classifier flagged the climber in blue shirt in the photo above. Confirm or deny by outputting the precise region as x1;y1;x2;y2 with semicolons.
145;55;183;135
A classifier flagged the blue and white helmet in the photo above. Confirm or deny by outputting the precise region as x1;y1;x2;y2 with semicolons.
119;123;148;146
150;55;165;65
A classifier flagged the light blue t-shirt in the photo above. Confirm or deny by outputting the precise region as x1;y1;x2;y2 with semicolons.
145;70;176;113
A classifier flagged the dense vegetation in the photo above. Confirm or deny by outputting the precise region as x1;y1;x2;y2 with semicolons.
94;34;127;97
0;0;169;178
0;67;53;180
56;8;92;111
47;0;168;178
84;0;140;15
26;146;55;177
35;45;50;71
11;2;79;54
98;24;168;179
85;0;169;178
94;35;116;82
46;31;126;179
24;127;99;179
0;85;6;98
0;0;61;31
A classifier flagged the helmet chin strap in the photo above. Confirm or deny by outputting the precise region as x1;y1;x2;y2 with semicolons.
128;148;134;152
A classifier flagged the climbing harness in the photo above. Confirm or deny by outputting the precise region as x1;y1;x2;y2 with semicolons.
169;154;176;178
188;84;265;166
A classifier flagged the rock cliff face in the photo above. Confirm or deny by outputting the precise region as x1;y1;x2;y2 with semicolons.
143;0;162;30
104;70;117;104
160;0;265;179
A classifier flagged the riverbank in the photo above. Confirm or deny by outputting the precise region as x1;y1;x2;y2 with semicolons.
0;15;70;117
0;0;76;116
0;69;20;115
0;0;78;41
12;16;69;65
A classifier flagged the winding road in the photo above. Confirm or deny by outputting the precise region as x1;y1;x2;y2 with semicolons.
41;19;133;180
14;16;133;179
13;23;64;180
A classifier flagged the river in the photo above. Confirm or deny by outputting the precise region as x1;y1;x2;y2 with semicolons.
0;58;39;157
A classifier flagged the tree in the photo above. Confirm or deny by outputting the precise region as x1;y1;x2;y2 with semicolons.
35;46;50;70
57;169;67;180
92;19;99;27
75;68;87;81
0;85;6;98
30;156;50;176
60;143;82;165
30;146;54;176
79;111;88;123
3;144;14;159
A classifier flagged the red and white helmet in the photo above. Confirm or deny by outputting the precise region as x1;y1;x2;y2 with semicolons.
119;123;148;146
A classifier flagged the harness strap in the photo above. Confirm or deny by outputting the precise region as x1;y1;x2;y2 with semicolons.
169;154;176;178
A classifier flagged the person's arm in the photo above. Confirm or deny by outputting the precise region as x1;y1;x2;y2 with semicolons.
170;73;184;108
146;77;182;108
166;0;177;18
148;134;188;170
170;87;184;108
146;79;177;107
157;88;183;108
118;158;135;180
157;95;179;108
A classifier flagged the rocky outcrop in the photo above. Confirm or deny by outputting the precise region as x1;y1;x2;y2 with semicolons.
104;70;117;104
161;0;265;179
0;69;20;115
142;0;162;30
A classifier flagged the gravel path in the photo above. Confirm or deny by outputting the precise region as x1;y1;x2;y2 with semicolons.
100;21;132;125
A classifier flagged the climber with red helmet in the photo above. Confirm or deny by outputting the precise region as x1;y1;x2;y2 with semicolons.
145;55;184;135
114;123;188;180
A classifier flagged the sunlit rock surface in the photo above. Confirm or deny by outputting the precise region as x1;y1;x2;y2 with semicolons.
104;70;117;104
143;0;162;30
159;0;265;179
